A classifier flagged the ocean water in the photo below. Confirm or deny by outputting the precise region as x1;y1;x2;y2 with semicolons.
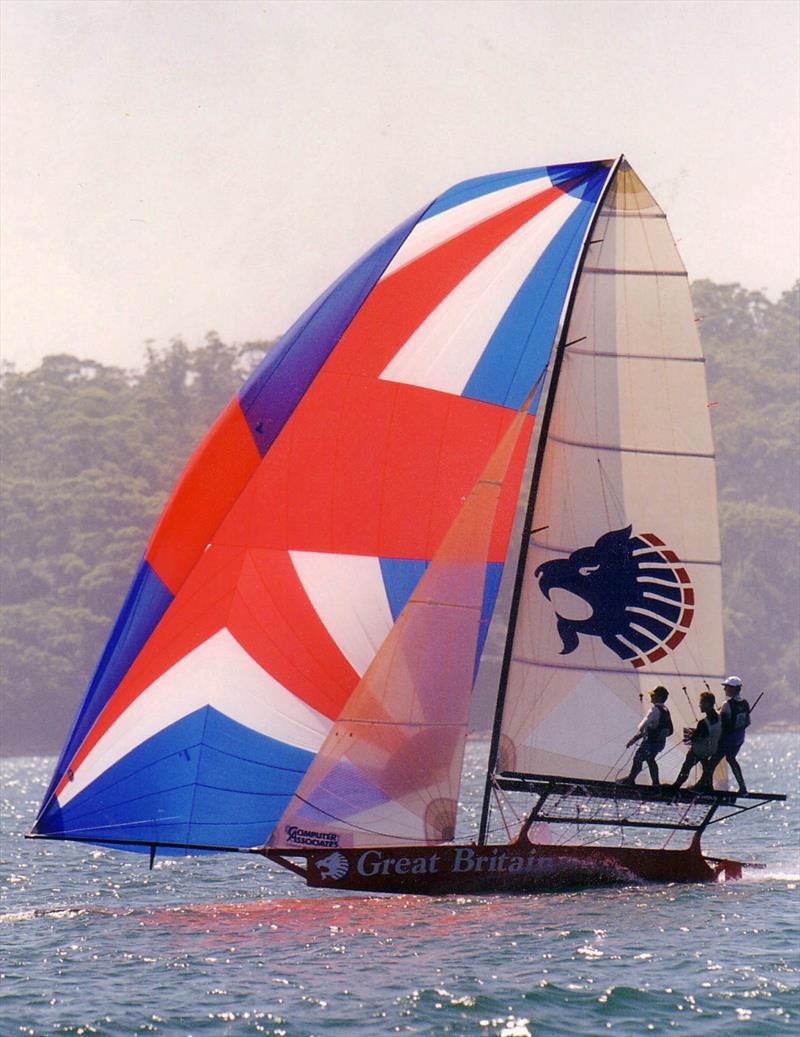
1;734;798;1037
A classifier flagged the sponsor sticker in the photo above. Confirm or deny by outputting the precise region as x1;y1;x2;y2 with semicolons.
285;825;339;848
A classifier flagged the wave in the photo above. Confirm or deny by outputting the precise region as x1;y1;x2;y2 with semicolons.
0;904;134;924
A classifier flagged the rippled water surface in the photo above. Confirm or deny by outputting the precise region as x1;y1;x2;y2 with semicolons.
2;735;798;1036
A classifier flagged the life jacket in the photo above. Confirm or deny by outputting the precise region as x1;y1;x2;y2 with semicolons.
729;698;751;732
653;704;673;739
692;713;721;758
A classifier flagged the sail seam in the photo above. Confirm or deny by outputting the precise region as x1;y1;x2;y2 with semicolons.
287;794;440;842
606;211;667;219
335;720;465;729
509;657;725;678
565;347;705;363
545;433;714;459
583;267;687;277
527;541;721;565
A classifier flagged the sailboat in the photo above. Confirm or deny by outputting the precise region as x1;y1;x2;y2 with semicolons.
30;156;784;893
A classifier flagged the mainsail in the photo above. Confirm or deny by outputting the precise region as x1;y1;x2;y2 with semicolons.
33;161;613;852
484;161;724;822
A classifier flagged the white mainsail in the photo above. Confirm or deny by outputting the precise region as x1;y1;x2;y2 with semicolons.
496;161;724;783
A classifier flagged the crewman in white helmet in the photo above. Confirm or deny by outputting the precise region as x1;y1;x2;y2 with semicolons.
695;676;750;794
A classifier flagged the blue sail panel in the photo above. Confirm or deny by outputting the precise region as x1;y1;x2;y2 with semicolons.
36;708;314;853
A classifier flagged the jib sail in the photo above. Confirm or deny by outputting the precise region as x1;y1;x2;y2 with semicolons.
269;401;534;850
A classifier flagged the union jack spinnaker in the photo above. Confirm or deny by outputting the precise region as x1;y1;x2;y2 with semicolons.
34;161;613;851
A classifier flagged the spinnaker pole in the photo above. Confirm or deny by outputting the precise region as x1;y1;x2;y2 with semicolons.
477;155;624;844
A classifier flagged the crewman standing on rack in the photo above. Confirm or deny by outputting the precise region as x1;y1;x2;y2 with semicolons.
670;691;721;790
695;676;751;793
618;686;673;788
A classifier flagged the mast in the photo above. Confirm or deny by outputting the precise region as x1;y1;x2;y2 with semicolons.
477;155;624;844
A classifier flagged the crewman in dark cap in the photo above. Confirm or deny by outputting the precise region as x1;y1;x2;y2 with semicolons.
618;686;673;788
671;691;721;790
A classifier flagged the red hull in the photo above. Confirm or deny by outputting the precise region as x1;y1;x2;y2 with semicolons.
270;835;742;895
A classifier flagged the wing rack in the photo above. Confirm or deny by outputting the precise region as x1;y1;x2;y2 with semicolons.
497;772;786;835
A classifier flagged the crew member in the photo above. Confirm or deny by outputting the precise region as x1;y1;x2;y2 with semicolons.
696;676;750;793
618;686;673;788
670;691;720;790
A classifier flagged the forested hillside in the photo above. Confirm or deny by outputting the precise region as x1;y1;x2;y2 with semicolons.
1;283;798;754
1;336;271;753
690;280;799;726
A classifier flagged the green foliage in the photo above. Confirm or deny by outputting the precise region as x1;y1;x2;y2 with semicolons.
0;336;271;753
692;280;800;724
0;282;797;756
693;280;799;512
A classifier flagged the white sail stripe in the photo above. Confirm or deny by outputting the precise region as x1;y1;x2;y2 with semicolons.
288;551;395;676
380;191;582;395
381;173;557;279
626;622;667;644
58;629;331;810
643;591;685;605
616;632;654;654
626;605;683;622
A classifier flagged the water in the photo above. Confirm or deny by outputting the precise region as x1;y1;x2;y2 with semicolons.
2;735;798;1036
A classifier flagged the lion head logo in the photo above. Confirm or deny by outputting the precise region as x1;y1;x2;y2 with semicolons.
315;851;349;881
535;526;693;668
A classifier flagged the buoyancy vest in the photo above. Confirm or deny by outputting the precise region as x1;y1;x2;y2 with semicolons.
692;713;721;758
650;704;673;741
729;698;751;732
720;697;750;749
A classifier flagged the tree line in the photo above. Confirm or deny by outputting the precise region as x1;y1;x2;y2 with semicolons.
1;282;797;753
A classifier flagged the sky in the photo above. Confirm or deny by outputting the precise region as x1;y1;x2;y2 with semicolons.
2;0;798;372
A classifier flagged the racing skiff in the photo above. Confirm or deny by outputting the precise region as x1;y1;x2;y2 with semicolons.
30;156;785;893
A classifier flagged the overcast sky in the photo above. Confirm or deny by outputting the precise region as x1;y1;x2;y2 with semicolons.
2;0;798;372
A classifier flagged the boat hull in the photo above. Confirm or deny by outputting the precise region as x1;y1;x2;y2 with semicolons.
269;836;742;895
